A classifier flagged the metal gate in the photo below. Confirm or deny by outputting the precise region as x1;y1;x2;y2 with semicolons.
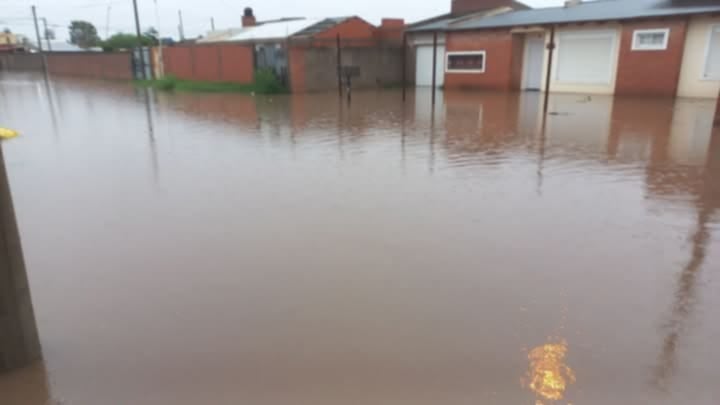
132;47;153;80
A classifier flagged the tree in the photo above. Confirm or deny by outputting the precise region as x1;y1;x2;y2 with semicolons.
101;32;155;51
143;27;159;45
3;28;11;34
68;20;99;48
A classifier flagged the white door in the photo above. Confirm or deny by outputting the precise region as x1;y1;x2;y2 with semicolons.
523;36;544;90
416;45;445;87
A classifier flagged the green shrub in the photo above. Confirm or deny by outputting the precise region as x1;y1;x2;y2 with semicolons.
253;68;285;94
154;75;177;91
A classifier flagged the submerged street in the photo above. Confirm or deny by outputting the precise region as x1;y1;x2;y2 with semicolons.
0;72;719;404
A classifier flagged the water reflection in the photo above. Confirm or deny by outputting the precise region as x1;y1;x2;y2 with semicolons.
0;73;719;404
524;339;576;404
653;130;720;392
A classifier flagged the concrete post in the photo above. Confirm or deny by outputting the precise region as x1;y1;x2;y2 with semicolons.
0;145;41;373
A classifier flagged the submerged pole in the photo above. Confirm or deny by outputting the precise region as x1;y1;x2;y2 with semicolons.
431;31;438;106
336;34;342;97
0;145;41;373
402;32;407;102
543;26;556;114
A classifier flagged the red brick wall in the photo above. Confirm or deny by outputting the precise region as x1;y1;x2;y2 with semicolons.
451;0;516;15
615;19;687;97
163;46;194;79
315;17;377;40
288;46;306;94
163;44;253;83
218;44;254;83
444;30;520;90
510;35;524;90
46;52;132;80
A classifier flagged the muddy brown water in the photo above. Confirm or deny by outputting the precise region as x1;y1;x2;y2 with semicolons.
0;72;719;404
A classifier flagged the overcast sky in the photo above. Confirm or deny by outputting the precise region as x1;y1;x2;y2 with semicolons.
2;0;567;42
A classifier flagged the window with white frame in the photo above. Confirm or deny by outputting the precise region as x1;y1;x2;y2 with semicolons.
632;28;670;51
704;25;720;80
445;51;486;73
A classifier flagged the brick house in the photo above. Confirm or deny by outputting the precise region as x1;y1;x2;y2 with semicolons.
407;0;720;98
162;8;405;92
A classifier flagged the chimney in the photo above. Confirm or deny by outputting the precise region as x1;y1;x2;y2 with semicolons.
375;18;405;41
451;0;516;16
242;7;256;27
564;0;582;7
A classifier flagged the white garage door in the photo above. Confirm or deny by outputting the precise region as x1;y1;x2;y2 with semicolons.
416;45;445;87
556;30;616;84
704;25;720;80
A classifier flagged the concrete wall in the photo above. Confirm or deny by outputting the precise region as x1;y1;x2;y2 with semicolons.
0;147;41;373
677;15;720;99
162;44;254;83
615;19;688;97
0;54;43;71
289;44;403;92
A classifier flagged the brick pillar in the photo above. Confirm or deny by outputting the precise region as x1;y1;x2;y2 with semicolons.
0;145;41;373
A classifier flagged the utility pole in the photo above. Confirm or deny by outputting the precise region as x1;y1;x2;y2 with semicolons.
178;10;185;41
31;5;46;72
211;17;216;31
105;5;112;39
41;17;51;51
30;6;43;52
131;0;146;79
154;0;164;78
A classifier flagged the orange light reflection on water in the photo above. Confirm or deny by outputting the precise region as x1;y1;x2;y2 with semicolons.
523;339;576;405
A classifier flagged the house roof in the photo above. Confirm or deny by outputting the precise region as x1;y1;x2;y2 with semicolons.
222;18;323;42
409;0;720;32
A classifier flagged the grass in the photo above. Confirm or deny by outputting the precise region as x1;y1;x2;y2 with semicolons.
135;69;287;95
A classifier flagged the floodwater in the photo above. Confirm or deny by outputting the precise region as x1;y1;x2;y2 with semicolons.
0;71;719;405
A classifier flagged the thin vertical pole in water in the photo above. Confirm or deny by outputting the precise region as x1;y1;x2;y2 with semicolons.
402;31;407;102
132;0;145;80
431;31;438;106
336;34;343;97
543;26;556;114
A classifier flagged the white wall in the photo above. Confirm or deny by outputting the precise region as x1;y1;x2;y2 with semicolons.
677;16;720;99
540;24;622;95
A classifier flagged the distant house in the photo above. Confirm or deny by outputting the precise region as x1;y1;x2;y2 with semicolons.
162;7;405;92
0;32;30;53
407;0;720;98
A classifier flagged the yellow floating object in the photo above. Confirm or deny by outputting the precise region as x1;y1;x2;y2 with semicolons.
0;128;19;139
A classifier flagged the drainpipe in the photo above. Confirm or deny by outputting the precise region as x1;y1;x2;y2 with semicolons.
543;25;556;114
431;31;438;106
336;34;342;97
402;31;407;102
